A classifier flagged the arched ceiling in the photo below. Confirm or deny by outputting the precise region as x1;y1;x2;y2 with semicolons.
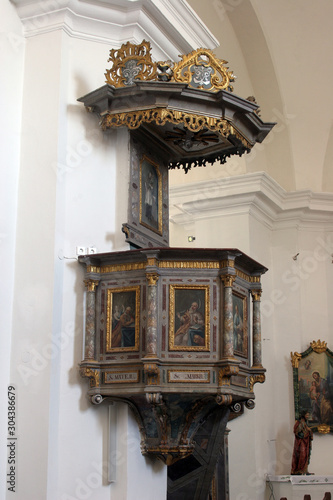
184;0;333;193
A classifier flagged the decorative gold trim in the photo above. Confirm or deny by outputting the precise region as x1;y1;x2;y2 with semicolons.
172;48;235;92
86;262;146;274
250;289;262;301
104;369;140;384
169;284;210;351
167;369;210;383
106;286;140;352
220;260;235;268
236;270;261;283
218;366;239;386
318;424;330;434
249;374;265;391
146;273;159;286
290;351;302;368
159;260;219;269
311;339;327;353
86;266;101;274
105;40;158;87
80;367;100;388
139;155;163;235
84;279;99;292
144;363;160;385
147;257;157;267
220;275;235;287
101;108;252;149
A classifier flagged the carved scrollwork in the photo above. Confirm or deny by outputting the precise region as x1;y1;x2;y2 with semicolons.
216;394;233;406
172;48;235;92
230;402;243;414
144;363;160;386
249;374;265;392
91;394;104;405
80;367;100;388
105;40;158;87
245;399;255;410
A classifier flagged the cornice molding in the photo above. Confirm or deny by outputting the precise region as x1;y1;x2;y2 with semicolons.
169;172;333;231
10;0;218;59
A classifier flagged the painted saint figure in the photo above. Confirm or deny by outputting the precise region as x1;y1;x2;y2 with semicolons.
174;301;205;347
291;411;313;475
144;171;155;222
111;306;135;348
311;371;332;424
233;304;243;351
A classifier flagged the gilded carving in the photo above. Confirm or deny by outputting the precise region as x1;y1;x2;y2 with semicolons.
318;424;330;434
160;260;219;269
220;260;235;268
291;351;302;368
218;365;239;386
84;279;99;292
220;275;236;287
311;339;328;353
172;48;235;92
249;374;265;391
80;367;100;388
101;108;251;149
236;270;261;283
146;273;159;286
104;41;235;93
144;363;160;385
250;289;262;301
86;266;101;274
105;40;158;87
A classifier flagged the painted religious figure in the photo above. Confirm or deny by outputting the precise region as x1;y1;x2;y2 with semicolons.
291;411;313;475
140;155;162;234
233;292;248;357
169;285;209;351
291;340;333;433
107;287;140;351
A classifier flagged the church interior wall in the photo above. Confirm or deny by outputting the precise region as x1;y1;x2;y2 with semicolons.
2;1;333;499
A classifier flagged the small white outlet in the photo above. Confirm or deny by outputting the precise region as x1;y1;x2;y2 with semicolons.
76;246;86;256
88;246;97;255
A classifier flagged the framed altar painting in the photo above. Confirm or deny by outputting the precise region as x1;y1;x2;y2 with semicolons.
291;340;333;433
232;291;248;358
169;285;210;351
106;286;140;352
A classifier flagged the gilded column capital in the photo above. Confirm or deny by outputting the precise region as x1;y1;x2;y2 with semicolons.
250;289;262;301
84;279;100;292
220;274;236;287
146;273;159;286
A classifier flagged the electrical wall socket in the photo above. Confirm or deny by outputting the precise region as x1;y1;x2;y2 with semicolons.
88;246;97;255
76;246;86;256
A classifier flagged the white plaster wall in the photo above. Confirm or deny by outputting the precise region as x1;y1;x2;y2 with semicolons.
0;3;25;499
